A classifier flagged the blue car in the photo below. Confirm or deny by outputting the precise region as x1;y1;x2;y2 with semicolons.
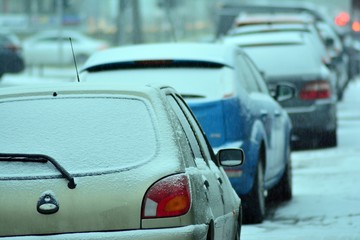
80;43;294;223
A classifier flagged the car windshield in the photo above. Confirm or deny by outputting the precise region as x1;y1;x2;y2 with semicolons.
0;96;158;177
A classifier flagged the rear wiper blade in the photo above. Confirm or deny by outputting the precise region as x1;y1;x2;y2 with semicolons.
0;153;76;189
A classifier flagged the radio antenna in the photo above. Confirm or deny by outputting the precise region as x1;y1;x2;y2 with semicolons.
69;37;80;82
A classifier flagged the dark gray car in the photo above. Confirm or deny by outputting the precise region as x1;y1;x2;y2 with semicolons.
223;30;338;149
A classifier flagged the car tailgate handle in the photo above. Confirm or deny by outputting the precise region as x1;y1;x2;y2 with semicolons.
202;176;210;189
215;174;223;185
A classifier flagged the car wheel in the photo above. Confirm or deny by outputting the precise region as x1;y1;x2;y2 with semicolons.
206;221;214;240
242;160;266;224
268;148;292;202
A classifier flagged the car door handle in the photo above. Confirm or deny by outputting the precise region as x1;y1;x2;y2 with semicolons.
274;110;281;117
203;179;210;189
217;177;223;185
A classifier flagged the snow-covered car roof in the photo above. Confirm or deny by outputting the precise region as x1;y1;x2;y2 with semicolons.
0;82;171;102
223;31;306;46
81;43;240;71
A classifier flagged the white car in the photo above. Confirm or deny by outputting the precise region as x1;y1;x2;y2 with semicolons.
0;82;244;239
22;30;109;67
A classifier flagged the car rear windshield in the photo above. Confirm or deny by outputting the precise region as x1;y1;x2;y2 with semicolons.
83;67;235;100
0;96;158;177
243;43;321;76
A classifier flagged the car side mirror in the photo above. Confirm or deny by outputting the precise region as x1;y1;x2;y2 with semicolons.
271;84;296;102
216;148;244;167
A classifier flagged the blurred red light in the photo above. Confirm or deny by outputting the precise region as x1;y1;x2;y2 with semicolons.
352;21;360;32
334;12;350;26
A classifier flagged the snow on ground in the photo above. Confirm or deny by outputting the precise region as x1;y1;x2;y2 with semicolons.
242;79;360;240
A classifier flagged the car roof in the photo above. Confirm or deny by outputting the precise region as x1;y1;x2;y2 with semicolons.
81;43;240;71
227;23;312;36
0;82;174;101
219;1;327;22
223;31;306;46
234;13;315;27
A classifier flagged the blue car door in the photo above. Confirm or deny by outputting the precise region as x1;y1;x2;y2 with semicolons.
239;54;287;181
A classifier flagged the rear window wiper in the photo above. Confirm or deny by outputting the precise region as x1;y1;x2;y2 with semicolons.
0;153;76;189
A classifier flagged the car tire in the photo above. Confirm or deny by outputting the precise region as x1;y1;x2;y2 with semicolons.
268;149;292;202
206;221;214;240
242;160;265;224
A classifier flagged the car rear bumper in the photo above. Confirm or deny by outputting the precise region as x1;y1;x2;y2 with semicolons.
0;225;208;240
285;100;337;133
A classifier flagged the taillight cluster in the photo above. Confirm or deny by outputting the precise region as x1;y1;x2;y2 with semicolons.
299;80;331;100
142;174;191;219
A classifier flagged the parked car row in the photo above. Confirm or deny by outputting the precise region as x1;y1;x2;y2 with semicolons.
79;42;295;224
219;5;342;150
0;40;296;238
2;2;348;238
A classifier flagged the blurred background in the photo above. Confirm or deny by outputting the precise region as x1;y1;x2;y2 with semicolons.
0;0;354;45
1;0;359;78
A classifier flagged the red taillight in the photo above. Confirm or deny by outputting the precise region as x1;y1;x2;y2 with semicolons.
142;174;191;219
334;12;350;27
300;80;331;100
352;21;360;32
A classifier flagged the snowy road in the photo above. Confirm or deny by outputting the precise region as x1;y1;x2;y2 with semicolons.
242;79;360;239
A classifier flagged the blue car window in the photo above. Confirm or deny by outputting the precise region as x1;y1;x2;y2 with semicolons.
243;54;270;94
237;55;261;93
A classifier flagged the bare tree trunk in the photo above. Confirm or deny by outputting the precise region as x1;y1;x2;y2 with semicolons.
132;0;143;44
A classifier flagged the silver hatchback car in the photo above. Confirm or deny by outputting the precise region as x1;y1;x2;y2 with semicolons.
0;83;243;240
